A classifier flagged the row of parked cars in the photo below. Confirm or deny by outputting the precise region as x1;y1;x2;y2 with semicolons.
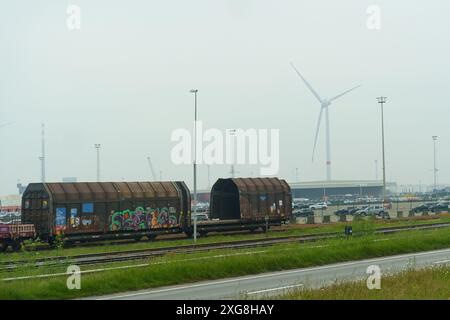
292;202;390;219
410;201;450;213
292;202;329;217
334;205;390;219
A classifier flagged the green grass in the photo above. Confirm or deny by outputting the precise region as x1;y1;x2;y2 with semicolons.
1;226;450;299
279;266;450;299
1;214;448;262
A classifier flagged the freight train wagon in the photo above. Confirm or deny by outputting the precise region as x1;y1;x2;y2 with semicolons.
195;178;292;235
21;178;292;244
21;181;191;242
0;224;36;252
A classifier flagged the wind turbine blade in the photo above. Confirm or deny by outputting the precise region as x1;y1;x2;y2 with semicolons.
290;62;323;103
329;85;361;102
312;107;324;162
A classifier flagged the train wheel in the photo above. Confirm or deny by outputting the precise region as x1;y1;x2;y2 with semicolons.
12;240;22;252
199;231;208;237
0;241;7;253
134;236;142;242
147;235;157;242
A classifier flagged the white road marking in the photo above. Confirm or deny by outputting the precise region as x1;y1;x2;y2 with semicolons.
433;259;450;264
246;284;304;295
96;248;450;300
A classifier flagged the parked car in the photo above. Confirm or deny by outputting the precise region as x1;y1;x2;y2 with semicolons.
334;208;349;215
410;204;430;213
293;208;314;217
430;202;449;212
309;202;328;210
356;205;386;216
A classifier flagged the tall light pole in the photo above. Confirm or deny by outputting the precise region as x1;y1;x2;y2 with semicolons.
432;136;438;193
228;129;237;178
375;160;378;181
377;96;387;202
207;165;211;189
95;144;101;182
190;89;198;242
40;123;46;183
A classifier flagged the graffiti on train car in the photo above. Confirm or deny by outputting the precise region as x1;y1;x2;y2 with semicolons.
109;206;179;231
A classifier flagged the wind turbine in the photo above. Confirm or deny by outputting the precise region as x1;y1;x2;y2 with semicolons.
290;62;360;181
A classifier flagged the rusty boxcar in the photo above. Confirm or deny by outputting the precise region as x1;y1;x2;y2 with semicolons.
206;178;292;233
21;181;191;242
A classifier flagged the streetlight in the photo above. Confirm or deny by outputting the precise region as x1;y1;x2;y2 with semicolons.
228;129;237;177
374;160;378;181
377;96;387;202
432;136;438;194
207;165;211;189
190;89;198;243
40;123;46;183
94;144;101;182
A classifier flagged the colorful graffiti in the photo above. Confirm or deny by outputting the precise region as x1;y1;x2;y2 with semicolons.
55;207;67;232
109;207;178;231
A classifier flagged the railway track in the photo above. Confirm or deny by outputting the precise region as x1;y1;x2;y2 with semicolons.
1;221;449;272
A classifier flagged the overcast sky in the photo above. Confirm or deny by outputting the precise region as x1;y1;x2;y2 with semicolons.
1;0;449;195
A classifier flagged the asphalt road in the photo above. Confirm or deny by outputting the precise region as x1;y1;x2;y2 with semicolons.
91;248;450;300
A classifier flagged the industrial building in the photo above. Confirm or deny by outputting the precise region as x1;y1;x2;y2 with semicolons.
195;180;397;203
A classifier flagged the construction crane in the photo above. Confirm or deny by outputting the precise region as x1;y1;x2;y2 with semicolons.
147;157;157;181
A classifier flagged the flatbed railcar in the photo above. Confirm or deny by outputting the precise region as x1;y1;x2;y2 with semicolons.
19;178;292;245
0;223;36;252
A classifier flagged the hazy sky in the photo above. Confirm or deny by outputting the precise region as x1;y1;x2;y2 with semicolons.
1;0;449;195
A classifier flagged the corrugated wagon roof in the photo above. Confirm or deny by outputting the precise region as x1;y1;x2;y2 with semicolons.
43;182;180;202
232;178;289;194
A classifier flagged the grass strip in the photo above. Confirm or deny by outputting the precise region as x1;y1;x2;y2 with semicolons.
278;266;450;299
1;214;449;262
0;227;450;299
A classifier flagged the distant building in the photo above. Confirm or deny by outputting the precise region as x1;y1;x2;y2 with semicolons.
62;177;78;183
194;179;397;202
288;180;396;199
0;194;22;207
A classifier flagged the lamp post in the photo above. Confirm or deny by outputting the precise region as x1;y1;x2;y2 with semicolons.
207;165;210;189
190;89;198;242
95;144;101;182
228;129;237;177
432;136;438;194
377;96;387;202
40;123;46;183
375;160;378;181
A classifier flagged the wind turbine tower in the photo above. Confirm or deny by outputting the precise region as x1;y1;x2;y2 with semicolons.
290;62;360;181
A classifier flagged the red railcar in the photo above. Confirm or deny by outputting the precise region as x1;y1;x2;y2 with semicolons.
0;224;36;252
